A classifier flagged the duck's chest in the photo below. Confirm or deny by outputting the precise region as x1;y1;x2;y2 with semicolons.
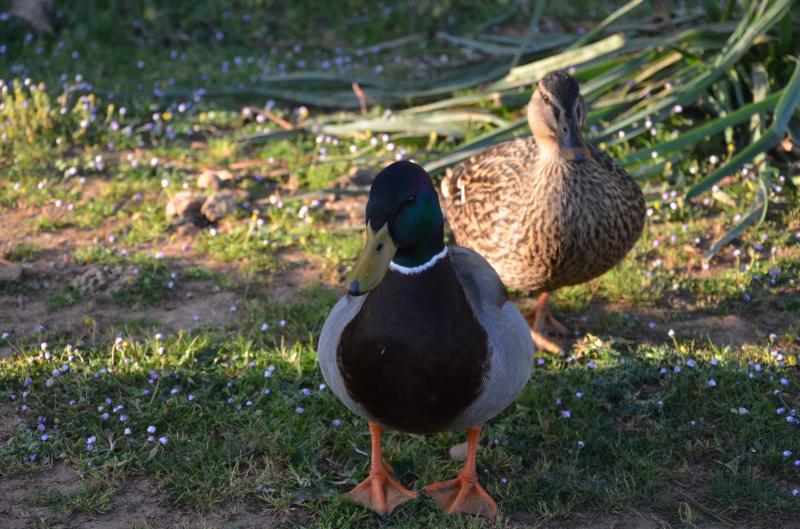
337;260;490;433
526;162;638;265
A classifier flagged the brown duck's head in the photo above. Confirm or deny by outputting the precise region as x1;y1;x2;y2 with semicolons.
527;70;591;161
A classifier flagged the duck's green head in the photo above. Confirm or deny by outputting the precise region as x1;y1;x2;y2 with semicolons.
346;161;444;296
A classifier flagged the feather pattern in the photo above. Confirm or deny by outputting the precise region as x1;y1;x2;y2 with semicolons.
317;246;533;433
441;137;645;294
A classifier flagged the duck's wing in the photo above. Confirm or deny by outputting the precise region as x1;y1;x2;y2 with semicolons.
440;138;538;254
317;294;370;419
448;246;507;311
448;246;535;429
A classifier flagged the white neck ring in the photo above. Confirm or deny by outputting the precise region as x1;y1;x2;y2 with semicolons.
389;246;448;275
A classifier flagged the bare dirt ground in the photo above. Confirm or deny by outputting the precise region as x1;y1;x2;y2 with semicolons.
0;466;277;529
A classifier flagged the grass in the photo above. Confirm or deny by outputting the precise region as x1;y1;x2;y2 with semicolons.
2;323;799;527
1;0;799;527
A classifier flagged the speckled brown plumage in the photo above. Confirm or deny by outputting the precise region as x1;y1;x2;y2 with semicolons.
441;137;645;294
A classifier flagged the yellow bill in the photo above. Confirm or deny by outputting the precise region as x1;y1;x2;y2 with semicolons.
346;224;398;296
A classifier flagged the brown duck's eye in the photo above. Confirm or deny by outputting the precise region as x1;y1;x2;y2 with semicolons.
542;93;550;104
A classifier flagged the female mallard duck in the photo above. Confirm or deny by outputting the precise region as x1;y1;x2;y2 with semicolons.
441;70;646;352
318;161;534;518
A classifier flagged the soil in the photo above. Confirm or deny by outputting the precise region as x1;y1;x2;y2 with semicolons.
0;464;278;529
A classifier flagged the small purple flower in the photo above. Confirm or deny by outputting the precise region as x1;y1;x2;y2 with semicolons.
158;436;168;445
124;428;131;435
331;419;341;427
262;388;270;396
560;410;571;419
120;415;128;422
86;444;94;452
41;434;49;441
295;406;305;414
780;378;789;386
27;453;37;462
87;436;97;444
147;425;156;434
301;388;311;396
783;450;792;458
707;379;717;387
577;440;585;448
587;361;596;369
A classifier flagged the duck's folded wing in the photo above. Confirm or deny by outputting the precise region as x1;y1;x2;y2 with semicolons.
449;246;507;312
448;246;535;428
317;294;369;418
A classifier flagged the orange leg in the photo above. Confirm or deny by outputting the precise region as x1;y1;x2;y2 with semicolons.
526;292;570;353
421;426;498;518
347;423;416;517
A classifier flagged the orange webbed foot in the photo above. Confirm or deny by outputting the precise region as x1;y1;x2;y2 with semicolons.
421;474;498;517
347;466;416;517
346;423;416;517
526;292;570;353
421;426;498;518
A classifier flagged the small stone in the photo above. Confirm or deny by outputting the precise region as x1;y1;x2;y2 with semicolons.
0;258;23;283
449;441;475;462
166;191;206;225
197;170;222;190
201;192;238;222
71;265;126;295
348;167;377;186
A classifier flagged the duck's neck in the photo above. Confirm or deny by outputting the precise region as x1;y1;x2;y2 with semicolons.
390;246;448;275
391;228;446;269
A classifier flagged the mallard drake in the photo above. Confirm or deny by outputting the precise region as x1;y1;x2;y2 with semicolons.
318;161;534;518
441;70;646;352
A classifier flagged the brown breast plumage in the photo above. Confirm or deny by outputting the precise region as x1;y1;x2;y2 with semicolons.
441;138;645;294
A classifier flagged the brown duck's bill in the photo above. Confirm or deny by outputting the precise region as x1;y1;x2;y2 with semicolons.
346;224;398;296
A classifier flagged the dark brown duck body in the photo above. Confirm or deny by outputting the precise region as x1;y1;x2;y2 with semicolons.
337;256;491;434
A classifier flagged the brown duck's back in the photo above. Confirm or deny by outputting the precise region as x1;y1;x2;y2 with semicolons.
441;137;645;294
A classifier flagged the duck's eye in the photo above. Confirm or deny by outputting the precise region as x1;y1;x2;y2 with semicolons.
542;94;550;104
397;195;415;213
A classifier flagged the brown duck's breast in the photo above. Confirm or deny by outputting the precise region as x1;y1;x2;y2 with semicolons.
337;258;491;434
